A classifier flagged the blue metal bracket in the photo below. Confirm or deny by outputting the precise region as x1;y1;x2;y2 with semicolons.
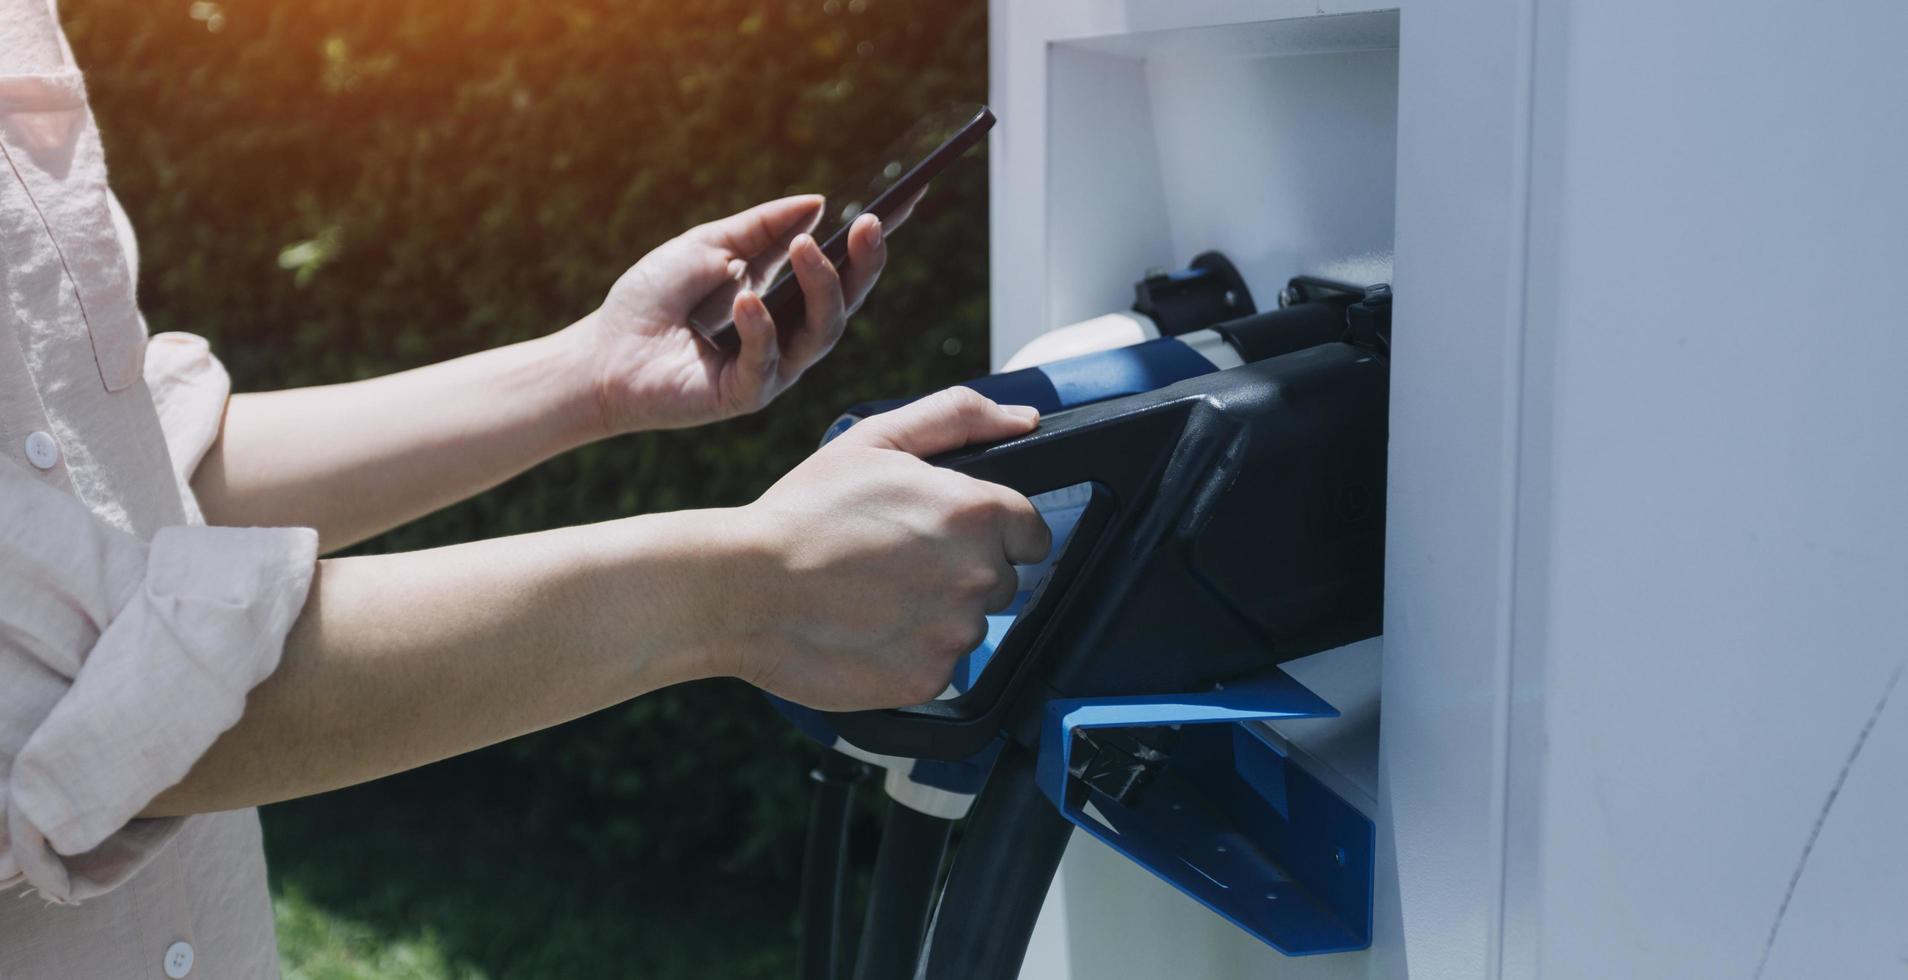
1034;670;1375;956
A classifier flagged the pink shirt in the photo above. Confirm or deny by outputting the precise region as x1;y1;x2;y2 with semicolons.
2;1;317;975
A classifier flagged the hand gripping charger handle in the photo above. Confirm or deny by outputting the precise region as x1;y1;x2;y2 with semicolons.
821;334;1390;764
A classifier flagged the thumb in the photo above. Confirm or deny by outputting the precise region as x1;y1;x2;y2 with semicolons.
682;254;752;337
838;386;1039;458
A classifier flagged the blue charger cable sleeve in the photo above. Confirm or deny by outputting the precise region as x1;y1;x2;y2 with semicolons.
823;337;1219;443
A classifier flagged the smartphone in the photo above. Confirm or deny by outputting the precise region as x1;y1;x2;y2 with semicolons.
691;103;996;354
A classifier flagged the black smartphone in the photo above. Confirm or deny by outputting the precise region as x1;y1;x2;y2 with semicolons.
690;103;996;354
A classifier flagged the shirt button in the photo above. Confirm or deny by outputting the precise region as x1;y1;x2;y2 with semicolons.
24;431;60;470
163;940;194;978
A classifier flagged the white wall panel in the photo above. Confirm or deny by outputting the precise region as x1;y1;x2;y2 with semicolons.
989;1;1908;978
1520;1;1908;977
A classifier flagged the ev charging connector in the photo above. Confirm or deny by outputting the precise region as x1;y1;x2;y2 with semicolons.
781;269;1391;980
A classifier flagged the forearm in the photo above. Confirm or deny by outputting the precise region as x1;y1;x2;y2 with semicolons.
192;331;601;551
141;508;758;817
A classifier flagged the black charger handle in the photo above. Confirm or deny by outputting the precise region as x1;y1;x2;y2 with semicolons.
821;391;1202;761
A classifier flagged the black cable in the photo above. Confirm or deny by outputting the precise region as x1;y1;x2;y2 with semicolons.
919;741;1074;980
850;800;956;980
799;749;869;980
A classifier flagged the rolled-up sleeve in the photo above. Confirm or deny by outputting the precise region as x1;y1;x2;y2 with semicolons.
143;331;232;489
0;453;317;904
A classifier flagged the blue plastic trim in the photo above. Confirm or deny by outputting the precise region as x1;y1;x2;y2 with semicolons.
1036;670;1376;956
904;742;1001;794
825;337;1220;441
1037;338;1218;408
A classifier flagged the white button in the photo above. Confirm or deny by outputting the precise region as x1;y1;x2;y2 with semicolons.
24;431;59;470
163;940;194;978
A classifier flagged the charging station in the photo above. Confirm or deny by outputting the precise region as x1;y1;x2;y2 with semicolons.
983;2;1908;979
989;10;1400;978
778;1;1906;977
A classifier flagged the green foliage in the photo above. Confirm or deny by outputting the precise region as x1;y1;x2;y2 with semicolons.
276;888;476;980
63;0;988;955
265;773;800;978
68;0;989;522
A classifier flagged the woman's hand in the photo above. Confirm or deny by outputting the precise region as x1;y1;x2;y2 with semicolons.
566;195;900;435
721;388;1051;711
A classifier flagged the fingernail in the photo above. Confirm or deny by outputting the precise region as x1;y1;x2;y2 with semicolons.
1004;405;1040;421
871;215;885;240
727;258;748;280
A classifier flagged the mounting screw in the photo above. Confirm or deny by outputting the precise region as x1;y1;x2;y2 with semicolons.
1224;289;1239;308
1278;286;1302;308
1333;846;1348;866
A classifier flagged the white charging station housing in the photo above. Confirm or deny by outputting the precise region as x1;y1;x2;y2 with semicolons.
991;2;1908;979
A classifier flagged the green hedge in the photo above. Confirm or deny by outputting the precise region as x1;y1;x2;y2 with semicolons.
67;0;988;878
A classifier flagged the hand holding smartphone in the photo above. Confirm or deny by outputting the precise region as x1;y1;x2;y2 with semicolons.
690;104;996;355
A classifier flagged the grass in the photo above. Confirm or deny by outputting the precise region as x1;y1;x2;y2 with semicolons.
275;888;474;980
262;758;799;980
